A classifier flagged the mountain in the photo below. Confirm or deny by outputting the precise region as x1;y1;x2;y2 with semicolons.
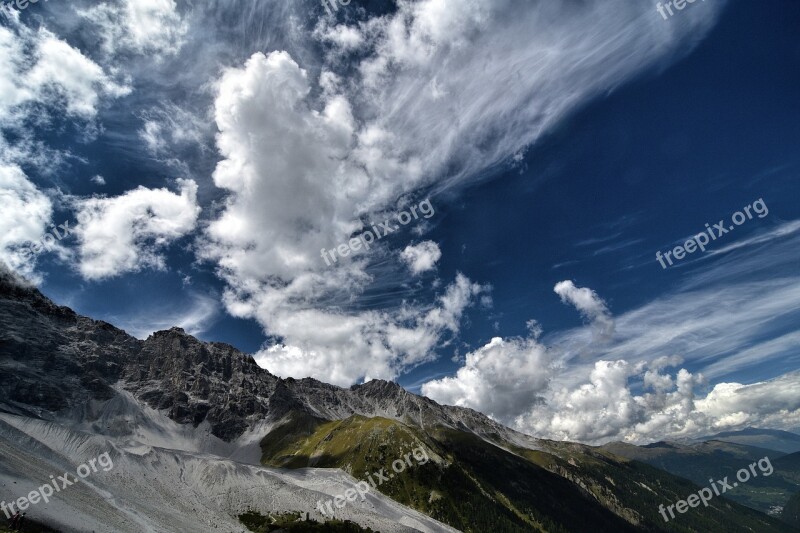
775;452;800;485
0;267;794;532
601;440;800;516
783;492;800;528
695;428;800;454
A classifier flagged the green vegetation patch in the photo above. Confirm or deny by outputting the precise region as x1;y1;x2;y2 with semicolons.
781;492;800;528
238;510;375;532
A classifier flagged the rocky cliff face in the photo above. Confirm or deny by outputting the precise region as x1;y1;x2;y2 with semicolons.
0;267;516;444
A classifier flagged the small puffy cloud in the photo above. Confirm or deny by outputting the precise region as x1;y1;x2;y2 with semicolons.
72;179;200;280
422;272;487;333
554;280;615;340
90;175;106;186
401;240;441;275
316;23;365;53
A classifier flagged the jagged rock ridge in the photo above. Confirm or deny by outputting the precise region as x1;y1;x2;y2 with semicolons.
0;268;520;444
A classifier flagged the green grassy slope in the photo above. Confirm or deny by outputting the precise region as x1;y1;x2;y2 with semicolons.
262;414;636;532
260;414;795;532
0;518;60;532
775;452;800;484
781;492;800;528
239;511;375;532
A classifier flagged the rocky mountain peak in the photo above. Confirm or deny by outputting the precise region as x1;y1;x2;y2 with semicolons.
0;276;517;444
351;378;405;395
150;326;188;336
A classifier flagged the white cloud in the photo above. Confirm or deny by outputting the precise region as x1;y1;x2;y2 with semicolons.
554;280;615;341
24;34;130;118
72;179;200;280
708;219;800;256
201;51;490;386
109;291;219;339
252;273;488;387
422;334;552;420
204;50;365;280
316;23;364;52
79;0;187;59
0;22;130;128
318;0;723;189
426;317;800;445
199;0;726;390
90;175;106;186
518;364;800;445
425;236;800;444
517;359;705;444
0;162;53;282
695;372;800;431
401;241;441;275
139;103;209;157
0;13;132;284
0;24;33;117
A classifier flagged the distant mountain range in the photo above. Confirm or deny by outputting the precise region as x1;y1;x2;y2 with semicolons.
0;267;795;532
694;427;800;454
602;435;800;521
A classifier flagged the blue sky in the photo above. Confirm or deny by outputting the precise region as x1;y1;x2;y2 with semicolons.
1;0;799;444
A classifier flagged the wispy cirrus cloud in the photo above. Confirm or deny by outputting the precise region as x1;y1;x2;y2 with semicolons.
708;219;800;256
108;290;220;340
